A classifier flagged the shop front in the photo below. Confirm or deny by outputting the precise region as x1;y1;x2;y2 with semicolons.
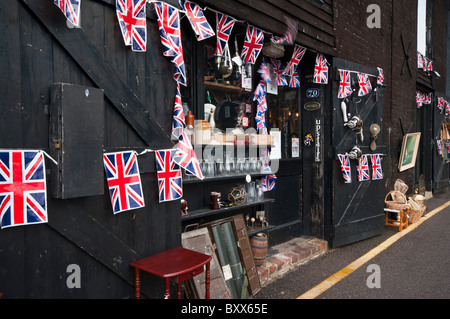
0;0;390;299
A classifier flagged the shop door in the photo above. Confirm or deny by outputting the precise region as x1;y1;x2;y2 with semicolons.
330;58;387;248
433;93;450;192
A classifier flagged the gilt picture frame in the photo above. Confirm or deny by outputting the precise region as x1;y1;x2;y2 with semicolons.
398;132;421;172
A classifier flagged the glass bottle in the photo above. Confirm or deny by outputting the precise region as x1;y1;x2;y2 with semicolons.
246;181;256;203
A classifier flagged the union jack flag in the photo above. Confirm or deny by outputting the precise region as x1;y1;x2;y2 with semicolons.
357;73;372;97
172;83;185;139
288;72;300;88
377;67;385;86
437;97;446;113
214;13;236;56
271;59;288;86
103;151;144;214
156;149;182;203
261;174;277;192
357;155;370;182
338;70;352;99
241;25;264;65
424;93;432;104
179;0;214;41
255;109;266;131
0;151;48;229
116;0;147;52
427;59;433;72
283;45;306;76
174;131;204;180
437;140;443;156
154;1;186;86
416;91;424;108
370;154;383;180
313;53;328;84
271;17;297;45
54;0;81;27
258;60;272;83
338;154;351;184
253;81;266;102
417;52;424;69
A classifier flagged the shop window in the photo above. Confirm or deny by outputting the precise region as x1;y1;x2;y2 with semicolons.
180;11;301;160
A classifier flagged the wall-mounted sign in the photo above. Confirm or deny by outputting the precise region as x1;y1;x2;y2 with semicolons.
306;88;320;98
315;119;322;163
304;101;321;111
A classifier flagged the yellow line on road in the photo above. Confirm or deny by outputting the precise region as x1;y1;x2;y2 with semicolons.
297;200;450;299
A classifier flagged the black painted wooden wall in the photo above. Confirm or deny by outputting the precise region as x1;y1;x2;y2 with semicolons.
0;0;336;298
0;0;179;299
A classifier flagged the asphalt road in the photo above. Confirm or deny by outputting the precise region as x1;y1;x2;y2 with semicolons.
256;191;450;299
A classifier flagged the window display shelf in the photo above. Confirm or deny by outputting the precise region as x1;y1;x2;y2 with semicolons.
183;173;270;184
181;198;275;222
204;81;243;93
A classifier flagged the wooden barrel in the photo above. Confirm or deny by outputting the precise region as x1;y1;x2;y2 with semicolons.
250;233;268;266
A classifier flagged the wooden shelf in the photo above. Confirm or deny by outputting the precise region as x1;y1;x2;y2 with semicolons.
183;173;270;184
204;81;244;93
247;224;275;236
181;198;275;222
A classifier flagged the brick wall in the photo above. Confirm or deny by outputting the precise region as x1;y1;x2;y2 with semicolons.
334;0;430;191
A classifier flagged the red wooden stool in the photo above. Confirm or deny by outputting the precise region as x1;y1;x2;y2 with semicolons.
130;247;211;299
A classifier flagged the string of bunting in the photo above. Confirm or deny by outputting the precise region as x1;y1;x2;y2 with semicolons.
337;67;384;99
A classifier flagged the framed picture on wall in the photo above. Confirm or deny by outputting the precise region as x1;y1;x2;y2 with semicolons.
398;132;421;172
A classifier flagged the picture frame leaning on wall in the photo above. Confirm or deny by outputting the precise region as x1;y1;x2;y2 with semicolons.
398;132;421;172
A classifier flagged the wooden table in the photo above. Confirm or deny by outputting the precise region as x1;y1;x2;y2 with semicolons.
130;247;212;299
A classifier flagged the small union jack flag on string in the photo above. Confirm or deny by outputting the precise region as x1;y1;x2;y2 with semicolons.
417;52;424;69
116;0;147;52
370;154;383;180
257;60;272;83
261;174;277;192
103;151;145;214
172;83;185;139
283;44;306;76
255;109;266;132
437;140;443;156
174;131;204;180
271;17;297;45
241;25;264;65
54;0;81;27
154;1;186;86
357;73;372;97
357;155;370;182
0;150;48;229
437;97;446;113
156;149;183;203
179;0;214;41
313;53;328;84
422;55;428;71
427;59;433;72
289;72;300;88
271;59;288;86
214;13;236;56
338;70;352;99
377;67;385;86
253;81;267;102
416;91;425;108
338;154;352;184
